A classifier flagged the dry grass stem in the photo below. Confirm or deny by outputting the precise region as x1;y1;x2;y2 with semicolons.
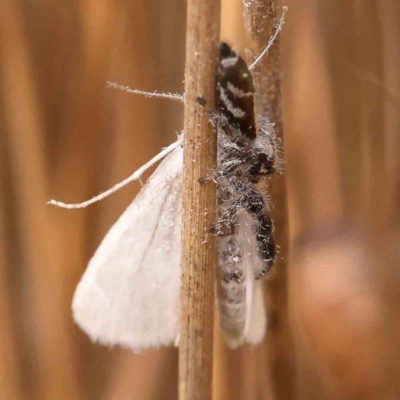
179;1;221;399
243;2;295;399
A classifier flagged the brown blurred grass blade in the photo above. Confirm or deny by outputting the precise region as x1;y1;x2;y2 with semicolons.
1;0;83;398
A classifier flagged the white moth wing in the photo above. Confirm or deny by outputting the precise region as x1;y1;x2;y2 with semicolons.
216;232;248;349
72;146;183;351
239;212;267;346
217;212;267;348
245;280;266;345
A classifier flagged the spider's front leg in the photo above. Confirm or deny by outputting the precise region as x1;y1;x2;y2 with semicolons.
195;95;222;129
199;169;243;237
198;156;247;184
198;152;248;235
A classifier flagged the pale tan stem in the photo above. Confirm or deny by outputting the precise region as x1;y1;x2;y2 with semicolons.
243;2;295;400
179;1;221;400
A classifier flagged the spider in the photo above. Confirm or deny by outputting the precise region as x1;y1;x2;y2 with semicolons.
199;42;283;281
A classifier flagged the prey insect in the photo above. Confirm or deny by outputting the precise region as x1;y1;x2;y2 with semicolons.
49;7;286;351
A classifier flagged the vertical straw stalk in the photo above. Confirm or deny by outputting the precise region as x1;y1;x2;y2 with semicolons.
179;1;221;400
243;2;295;399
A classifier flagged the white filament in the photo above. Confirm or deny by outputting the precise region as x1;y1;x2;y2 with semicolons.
48;137;183;209
249;6;288;71
106;81;184;102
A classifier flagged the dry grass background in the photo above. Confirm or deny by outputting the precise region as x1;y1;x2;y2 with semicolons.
1;0;400;399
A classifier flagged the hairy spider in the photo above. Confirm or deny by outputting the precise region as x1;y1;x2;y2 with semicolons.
200;42;282;280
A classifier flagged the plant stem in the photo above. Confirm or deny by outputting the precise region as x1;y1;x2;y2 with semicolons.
243;2;295;399
179;1;221;399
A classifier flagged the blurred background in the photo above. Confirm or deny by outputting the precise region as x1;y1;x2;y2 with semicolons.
1;0;400;399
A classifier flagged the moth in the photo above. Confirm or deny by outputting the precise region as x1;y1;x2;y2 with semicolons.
49;13;286;350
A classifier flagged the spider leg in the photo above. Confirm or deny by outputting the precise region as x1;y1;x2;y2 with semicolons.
198;155;248;184
228;177;276;277
209;198;242;235
196;95;223;128
253;213;276;278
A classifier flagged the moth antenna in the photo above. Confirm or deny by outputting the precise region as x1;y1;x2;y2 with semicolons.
48;136;183;209
248;6;288;71
107;81;185;102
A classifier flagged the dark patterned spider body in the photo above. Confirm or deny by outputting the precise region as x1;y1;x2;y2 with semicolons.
201;42;282;280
